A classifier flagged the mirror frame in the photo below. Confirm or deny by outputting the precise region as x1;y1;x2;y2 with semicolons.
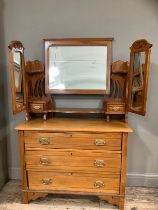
44;38;113;94
8;40;26;114
128;39;152;115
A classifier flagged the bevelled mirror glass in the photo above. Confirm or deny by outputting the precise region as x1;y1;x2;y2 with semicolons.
8;41;26;114
128;39;152;115
44;38;113;94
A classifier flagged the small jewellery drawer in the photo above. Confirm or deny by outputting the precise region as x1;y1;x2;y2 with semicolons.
107;104;125;114
25;150;121;173
16;102;24;110
24;132;122;151
28;171;120;194
29;103;44;113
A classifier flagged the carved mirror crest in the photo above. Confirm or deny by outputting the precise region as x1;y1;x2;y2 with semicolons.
8;41;26;114
128;39;152;115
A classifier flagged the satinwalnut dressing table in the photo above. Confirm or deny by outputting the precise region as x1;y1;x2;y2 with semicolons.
8;38;152;210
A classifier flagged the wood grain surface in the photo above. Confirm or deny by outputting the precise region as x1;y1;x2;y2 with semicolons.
16;118;133;132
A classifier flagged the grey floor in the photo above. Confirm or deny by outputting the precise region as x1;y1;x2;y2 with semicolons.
0;180;158;210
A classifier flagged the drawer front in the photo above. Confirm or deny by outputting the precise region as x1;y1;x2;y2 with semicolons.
29;103;44;113
28;171;120;194
107;105;125;114
25;150;121;173
24;132;122;151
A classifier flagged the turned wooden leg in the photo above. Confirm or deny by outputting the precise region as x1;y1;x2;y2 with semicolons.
125;113;128;123
43;113;47;120
106;114;110;122
21;192;29;204
25;112;30;121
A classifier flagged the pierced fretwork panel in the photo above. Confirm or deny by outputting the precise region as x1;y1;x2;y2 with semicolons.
25;60;46;98
110;76;126;99
108;61;129;100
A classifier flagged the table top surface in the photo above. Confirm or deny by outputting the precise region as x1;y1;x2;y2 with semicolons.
15;117;133;133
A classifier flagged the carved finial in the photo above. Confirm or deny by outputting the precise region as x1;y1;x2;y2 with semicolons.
8;40;24;50
130;39;153;51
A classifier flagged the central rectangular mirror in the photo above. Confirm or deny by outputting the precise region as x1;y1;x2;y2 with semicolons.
44;38;113;94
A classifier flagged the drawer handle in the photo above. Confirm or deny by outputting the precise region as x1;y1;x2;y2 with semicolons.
111;106;121;111
41;179;52;185
17;104;21;108
33;105;41;110
94;160;105;167
95;139;106;146
94;181;105;188
40;157;49;165
39;137;50;145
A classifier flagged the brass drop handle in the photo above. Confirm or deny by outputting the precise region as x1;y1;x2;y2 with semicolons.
39;137;50;145
41;179;52;185
17;104;21;108
94;160;105;167
95;139;106;146
94;181;105;188
40;157;49;165
33;105;41;110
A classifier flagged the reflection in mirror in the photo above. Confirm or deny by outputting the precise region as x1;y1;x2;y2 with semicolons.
13;52;22;92
49;46;107;90
131;52;145;108
8;41;25;114
128;39;152;115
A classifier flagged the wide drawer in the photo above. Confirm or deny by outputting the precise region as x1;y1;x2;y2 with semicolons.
25;150;121;174
28;171;120;194
24;132;122;151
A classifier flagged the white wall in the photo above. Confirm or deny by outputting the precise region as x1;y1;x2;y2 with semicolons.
1;0;158;186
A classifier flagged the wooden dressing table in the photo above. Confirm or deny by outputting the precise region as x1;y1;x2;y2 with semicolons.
8;38;152;210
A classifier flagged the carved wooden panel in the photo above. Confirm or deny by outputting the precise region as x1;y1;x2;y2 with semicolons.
25;60;46;98
25;60;53;120
109;60;129;100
